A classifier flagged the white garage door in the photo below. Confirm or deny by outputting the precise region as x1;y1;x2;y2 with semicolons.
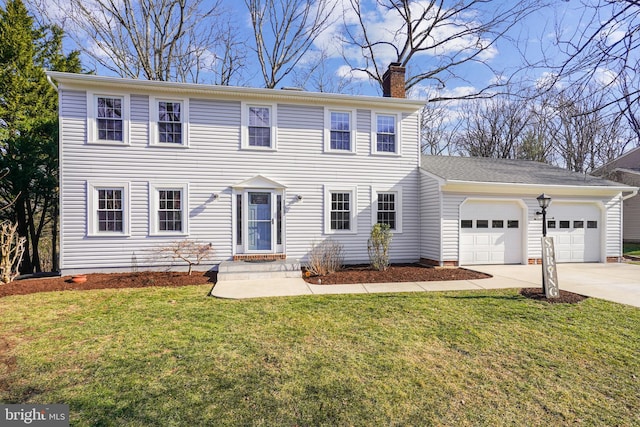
460;201;523;265
547;203;601;262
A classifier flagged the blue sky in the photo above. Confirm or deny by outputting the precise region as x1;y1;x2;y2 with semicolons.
24;0;598;99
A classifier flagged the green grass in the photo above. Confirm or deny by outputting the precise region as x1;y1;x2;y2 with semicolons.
624;242;640;256
1;286;639;426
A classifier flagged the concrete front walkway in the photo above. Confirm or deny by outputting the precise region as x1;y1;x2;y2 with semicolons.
209;263;640;308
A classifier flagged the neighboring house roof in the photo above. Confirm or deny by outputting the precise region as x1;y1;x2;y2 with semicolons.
593;146;640;174
421;156;632;189
46;71;426;112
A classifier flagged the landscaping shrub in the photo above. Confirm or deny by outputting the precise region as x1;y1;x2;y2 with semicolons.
304;239;344;276
368;223;392;271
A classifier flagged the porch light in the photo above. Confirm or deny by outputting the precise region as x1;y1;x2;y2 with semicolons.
296;194;303;201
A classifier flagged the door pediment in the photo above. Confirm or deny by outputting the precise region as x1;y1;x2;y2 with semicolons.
232;175;286;190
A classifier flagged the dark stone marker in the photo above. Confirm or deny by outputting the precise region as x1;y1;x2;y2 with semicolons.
542;236;559;298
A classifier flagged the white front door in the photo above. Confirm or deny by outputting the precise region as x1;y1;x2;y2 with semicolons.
247;191;273;252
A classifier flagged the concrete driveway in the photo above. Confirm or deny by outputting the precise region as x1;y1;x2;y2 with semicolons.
472;263;640;308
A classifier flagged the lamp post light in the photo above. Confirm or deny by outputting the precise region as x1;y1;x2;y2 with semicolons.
536;193;551;237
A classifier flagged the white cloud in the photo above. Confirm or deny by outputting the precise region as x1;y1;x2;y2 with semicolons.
335;65;370;82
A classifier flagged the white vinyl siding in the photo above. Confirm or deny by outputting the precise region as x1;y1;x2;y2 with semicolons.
605;196;623;258
59;85;423;272
419;172;442;263
86;91;130;145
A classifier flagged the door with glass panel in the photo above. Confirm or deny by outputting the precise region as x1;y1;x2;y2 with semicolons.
247;192;272;251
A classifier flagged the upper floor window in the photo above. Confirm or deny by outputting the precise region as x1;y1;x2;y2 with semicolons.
150;97;188;147
325;109;356;153
372;112;400;155
87;181;130;236
249;107;271;147
97;97;123;141
87;92;130;145
242;103;276;150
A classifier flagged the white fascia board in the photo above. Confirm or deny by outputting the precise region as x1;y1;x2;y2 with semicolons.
441;180;636;197
418;168;446;185
46;71;426;112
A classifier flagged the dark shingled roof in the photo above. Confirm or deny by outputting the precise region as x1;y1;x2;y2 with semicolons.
421;156;625;187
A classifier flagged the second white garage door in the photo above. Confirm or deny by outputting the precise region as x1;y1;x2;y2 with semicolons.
460;201;524;265
547;203;601;262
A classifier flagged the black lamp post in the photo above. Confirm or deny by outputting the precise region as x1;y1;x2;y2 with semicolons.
536;193;552;237
536;193;552;294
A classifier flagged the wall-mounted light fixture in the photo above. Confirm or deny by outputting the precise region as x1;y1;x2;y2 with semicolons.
212;193;219;200
296;194;303;201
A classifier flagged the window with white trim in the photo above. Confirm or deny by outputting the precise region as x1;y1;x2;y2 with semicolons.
249;106;271;147
372;112;400;154
373;188;402;232
242;103;276;150
87;181;130;236
325;109;356;153
377;192;396;229
150;97;188;146
149;183;189;235
87;92;130;145
324;186;357;233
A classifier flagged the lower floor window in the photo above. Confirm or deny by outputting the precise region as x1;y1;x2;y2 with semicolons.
158;190;182;231
88;181;129;236
331;192;351;230
377;192;396;229
97;189;123;232
150;183;188;235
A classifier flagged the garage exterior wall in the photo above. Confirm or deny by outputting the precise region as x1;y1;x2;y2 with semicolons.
605;196;623;259
419;172;442;263
434;192;624;265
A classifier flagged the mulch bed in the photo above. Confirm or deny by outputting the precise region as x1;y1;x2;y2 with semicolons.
1;265;587;304
520;287;588;304
303;263;491;285
0;272;215;298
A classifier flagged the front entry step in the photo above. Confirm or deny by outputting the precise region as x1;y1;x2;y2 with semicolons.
217;259;301;281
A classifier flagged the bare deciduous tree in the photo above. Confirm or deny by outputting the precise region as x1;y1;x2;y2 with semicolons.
455;95;532;158
342;0;546;98
150;240;214;275
31;0;244;84
541;85;632;173
549;0;640;143
1;220;26;284
420;102;458;155
245;0;337;88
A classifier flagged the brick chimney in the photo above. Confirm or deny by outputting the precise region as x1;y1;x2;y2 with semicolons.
382;62;406;98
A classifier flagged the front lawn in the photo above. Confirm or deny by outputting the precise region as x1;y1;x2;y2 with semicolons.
1;286;639;426
624;242;640;256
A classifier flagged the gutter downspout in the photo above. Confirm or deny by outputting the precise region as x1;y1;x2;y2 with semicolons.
46;74;58;92
622;189;638;201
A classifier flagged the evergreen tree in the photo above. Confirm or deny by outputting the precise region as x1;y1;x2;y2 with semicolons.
0;0;81;273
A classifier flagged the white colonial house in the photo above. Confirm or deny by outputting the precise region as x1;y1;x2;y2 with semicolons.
47;66;636;276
